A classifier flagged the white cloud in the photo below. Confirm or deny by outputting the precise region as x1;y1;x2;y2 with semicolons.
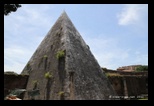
90;39;147;69
132;51;148;65
137;54;148;65
4;63;25;74
82;31;148;70
20;5;52;28
4;45;33;74
117;4;148;26
4;4;54;74
4;4;54;36
128;43;147;63
82;33;131;70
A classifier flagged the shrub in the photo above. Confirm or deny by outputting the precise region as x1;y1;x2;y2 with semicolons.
58;91;64;96
26;63;31;70
44;72;52;79
102;67;107;71
105;73;109;77
43;55;48;58
32;80;38;85
56;50;65;59
135;65;148;72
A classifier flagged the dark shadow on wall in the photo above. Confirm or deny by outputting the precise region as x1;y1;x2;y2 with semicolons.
46;78;53;100
58;56;66;100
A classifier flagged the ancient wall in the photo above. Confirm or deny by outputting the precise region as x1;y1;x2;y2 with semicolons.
4;74;29;99
108;76;148;99
125;76;148;96
4;71;148;100
108;76;124;96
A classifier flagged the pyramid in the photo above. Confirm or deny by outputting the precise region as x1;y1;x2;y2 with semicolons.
21;11;116;100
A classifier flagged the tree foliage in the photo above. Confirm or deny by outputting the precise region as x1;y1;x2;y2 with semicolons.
4;4;21;15
135;65;148;72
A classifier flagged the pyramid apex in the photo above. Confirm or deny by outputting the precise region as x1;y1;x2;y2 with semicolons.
61;10;68;16
62;9;66;13
62;10;66;13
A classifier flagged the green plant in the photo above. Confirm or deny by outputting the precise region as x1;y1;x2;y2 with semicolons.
56;50;65;59
43;55;48;58
32;80;38;85
32;80;39;90
102;67;107;71
135;65;148;72
105;73;109;77
26;63;31;70
58;91;64;96
44;72;52;79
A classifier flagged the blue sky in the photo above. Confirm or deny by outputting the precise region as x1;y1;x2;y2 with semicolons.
4;4;148;74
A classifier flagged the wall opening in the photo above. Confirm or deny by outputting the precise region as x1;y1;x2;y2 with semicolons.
58;51;66;100
44;57;48;70
69;72;75;100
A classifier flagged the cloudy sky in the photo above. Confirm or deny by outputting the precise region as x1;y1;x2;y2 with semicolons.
4;4;148;74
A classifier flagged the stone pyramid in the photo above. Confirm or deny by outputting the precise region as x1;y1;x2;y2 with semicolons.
21;11;116;100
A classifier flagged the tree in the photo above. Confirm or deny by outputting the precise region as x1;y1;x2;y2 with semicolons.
135;65;148;72
4;4;21;16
